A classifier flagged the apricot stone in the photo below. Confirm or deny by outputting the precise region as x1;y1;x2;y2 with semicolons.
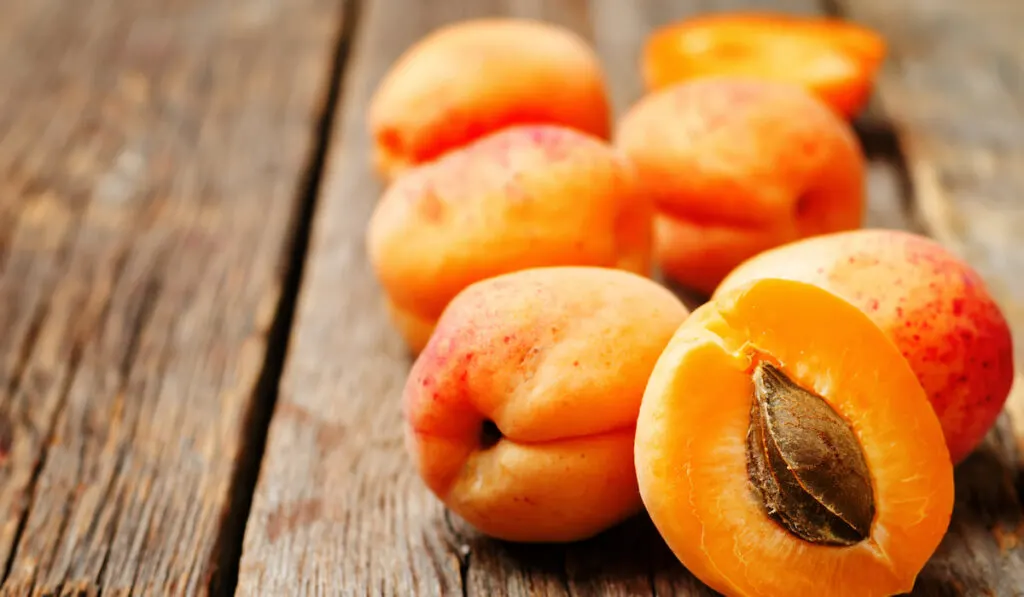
715;228;1015;464
403;266;690;542
368;18;612;180
636;277;954;596
616;77;866;295
367;125;651;353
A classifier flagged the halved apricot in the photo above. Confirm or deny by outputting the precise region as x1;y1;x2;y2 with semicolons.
642;12;887;118
635;278;954;596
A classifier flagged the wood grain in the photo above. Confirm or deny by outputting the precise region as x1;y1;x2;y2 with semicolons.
238;0;1024;596
0;0;345;594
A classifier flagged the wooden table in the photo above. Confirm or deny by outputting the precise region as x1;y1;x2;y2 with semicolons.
1;0;1022;595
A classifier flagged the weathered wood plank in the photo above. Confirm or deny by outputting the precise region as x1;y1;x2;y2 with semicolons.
239;0;1024;596
0;0;346;594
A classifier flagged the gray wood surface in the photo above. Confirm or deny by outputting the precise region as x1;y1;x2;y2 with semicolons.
0;0;345;593
237;1;1024;596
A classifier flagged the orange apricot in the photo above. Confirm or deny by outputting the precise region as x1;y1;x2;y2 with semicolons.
642;12;887;118
715;228;1016;463
615;78;865;295
635;277;954;596
368;18;612;180
367;125;651;353
404;266;690;542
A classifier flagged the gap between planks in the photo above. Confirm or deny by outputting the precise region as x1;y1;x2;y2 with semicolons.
208;1;363;595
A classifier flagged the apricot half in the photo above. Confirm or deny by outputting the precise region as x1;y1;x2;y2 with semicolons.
403;266;690;542
642;12;887;118
635;278;954;596
616;78;865;295
368;18;612;180
367;125;651;353
715;228;1016;463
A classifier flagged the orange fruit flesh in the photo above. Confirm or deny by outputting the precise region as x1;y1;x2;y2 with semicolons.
635;278;954;597
643;13;887;117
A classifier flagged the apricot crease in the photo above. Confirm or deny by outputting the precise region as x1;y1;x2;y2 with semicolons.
404;266;689;542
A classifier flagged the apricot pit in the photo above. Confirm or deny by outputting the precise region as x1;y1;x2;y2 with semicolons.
746;362;874;547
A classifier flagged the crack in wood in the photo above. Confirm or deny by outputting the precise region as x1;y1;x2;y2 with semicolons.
0;181;93;584
92;260;168;593
0;325;86;588
2;236;154;594
0;223;138;590
853;116;926;233
443;510;471;597
208;1;362;595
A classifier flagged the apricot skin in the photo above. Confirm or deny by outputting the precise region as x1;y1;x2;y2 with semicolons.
715;229;1015;464
368;18;612;180
402;266;690;543
616;78;866;295
367;125;652;353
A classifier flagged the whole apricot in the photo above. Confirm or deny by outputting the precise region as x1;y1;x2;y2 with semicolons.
636;277;954;596
715;228;1015;463
368;18;612;180
616;77;866;295
367;125;651;353
404;266;690;542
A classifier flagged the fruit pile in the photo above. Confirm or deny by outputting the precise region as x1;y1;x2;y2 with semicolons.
363;13;1015;597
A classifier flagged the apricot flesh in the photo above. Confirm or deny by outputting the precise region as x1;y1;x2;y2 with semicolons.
403;266;690;542
642;12;887;118
367;125;651;353
616;78;865;295
635;277;954;596
368;18;612;180
715;229;1015;463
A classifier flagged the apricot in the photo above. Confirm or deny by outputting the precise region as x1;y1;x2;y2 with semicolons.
403;266;690;542
367;125;651;353
368;18;612;180
635;278;954;597
615;78;865;295
642;12;887;118
715;229;1016;463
